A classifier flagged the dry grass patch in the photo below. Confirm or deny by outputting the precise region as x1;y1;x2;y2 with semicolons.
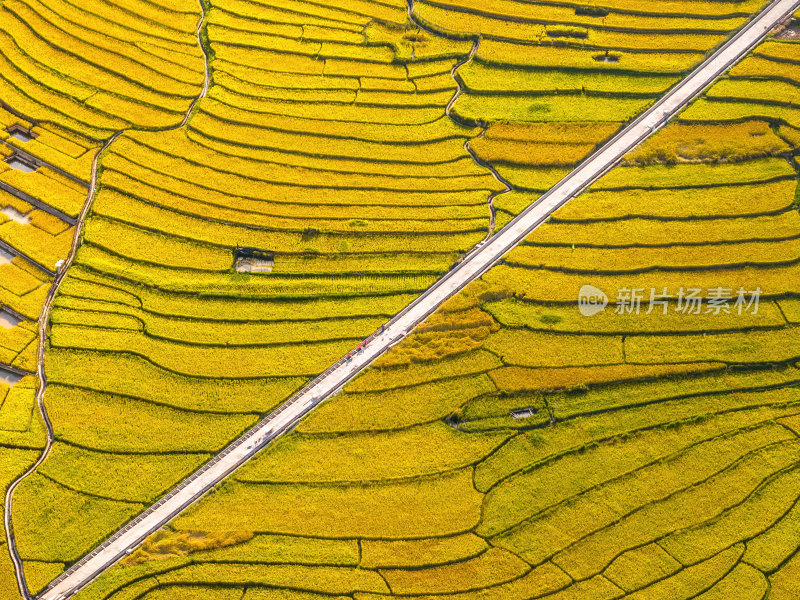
123;530;254;566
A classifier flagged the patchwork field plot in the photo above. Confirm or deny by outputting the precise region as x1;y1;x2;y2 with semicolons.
0;103;100;374
0;0;207;138
411;0;777;225
64;19;800;600
0;51;106;600
7;0;516;593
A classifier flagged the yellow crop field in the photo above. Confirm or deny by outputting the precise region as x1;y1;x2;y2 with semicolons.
626;121;790;163
176;469;483;539
557;179;797;219
683;99;800;128
508;238;800;271
0;0;798;599
0;374;46;596
56;15;800;600
0;108;95;180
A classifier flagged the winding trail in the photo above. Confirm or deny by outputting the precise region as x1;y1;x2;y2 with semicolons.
180;0;211;129
3;129;123;600
409;0;513;238
465;131;513;239
34;1;800;599
2;1;211;597
442;39;475;119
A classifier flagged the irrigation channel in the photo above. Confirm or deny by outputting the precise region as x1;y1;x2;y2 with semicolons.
2;0;212;598
27;0;800;597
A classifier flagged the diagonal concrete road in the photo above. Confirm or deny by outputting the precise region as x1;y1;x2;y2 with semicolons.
38;0;800;597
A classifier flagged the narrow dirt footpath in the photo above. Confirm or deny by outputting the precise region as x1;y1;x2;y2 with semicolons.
2;0;212;597
408;0;513;238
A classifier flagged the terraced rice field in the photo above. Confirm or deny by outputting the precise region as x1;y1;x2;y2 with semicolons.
0;97;101;600
0;0;208;594
411;0;781;225
0;0;207;136
6;0;502;593
0;0;797;598
53;12;800;600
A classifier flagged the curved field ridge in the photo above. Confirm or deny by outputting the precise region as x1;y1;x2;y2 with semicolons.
66;4;800;600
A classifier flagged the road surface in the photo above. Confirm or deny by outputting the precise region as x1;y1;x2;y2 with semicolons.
38;0;799;597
